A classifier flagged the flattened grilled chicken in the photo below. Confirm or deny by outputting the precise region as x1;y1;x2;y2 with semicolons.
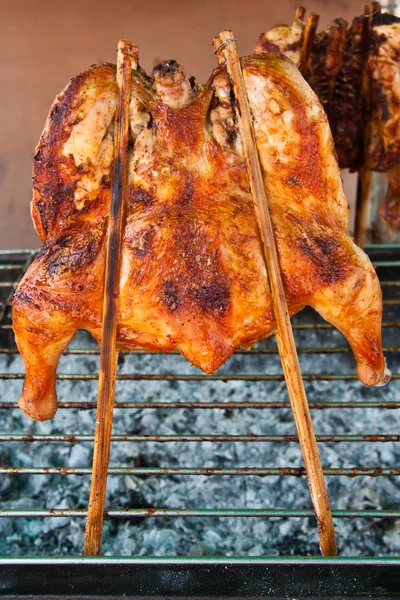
13;53;389;421
367;21;400;228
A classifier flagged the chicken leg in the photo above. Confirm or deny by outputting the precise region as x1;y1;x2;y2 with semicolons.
13;294;78;421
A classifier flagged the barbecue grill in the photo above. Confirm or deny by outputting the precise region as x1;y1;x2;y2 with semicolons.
1;244;400;598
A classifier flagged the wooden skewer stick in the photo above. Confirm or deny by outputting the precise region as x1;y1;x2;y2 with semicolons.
372;1;381;19
355;5;374;248
355;168;373;248
294;6;306;23
84;39;136;557
299;13;320;75
215;31;337;557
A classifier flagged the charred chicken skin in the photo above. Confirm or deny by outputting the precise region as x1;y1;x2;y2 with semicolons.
13;53;390;421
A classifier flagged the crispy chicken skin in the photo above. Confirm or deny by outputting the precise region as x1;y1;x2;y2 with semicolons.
13;53;389;421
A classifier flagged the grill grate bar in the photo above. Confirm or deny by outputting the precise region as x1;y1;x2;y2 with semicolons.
0;249;37;255
2;321;400;330
0;253;32;323
1;278;399;287
1;433;399;443
371;261;400;266
2;466;399;477
9;259;400;269
2;401;400;410
1;346;400;355
0;253;396;269
0;265;27;271
0;508;399;519
1;373;398;381
6;297;400;310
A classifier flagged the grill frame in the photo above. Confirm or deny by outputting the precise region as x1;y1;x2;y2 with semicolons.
1;244;400;594
1;556;400;599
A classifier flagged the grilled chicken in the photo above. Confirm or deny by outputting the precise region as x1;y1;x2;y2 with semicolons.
255;14;364;170
306;19;347;124
254;13;305;65
325;15;369;171
13;52;390;421
367;21;400;228
255;8;400;231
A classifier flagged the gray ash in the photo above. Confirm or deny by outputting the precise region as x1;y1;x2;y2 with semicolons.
0;308;400;557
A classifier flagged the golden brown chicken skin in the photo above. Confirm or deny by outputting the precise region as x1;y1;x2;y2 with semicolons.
13;53;389;421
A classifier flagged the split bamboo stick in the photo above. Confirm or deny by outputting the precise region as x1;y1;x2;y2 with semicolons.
215;31;337;557
294;6;306;23
84;40;136;557
299;13;320;75
372;1;381;18
355;5;374;247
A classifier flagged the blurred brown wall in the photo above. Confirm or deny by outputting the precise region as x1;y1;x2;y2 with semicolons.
1;0;364;248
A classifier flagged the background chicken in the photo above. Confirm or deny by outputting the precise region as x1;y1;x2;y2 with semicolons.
367;21;400;230
254;9;305;65
255;7;400;234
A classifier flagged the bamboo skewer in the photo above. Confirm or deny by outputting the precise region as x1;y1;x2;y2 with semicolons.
215;31;337;557
355;4;375;247
84;40;136;557
355;167;373;247
372;1;381;20
299;13;320;76
294;6;306;23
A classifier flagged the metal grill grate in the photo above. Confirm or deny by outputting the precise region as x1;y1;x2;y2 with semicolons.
1;246;400;552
